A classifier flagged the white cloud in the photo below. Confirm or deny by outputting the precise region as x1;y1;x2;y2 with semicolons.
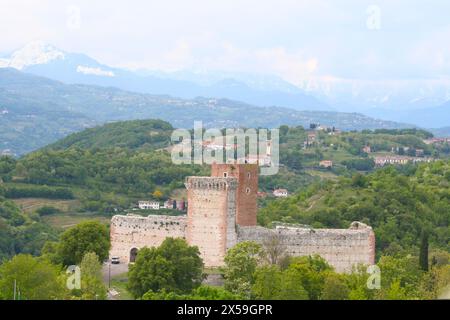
76;66;115;77
0;0;449;82
254;47;318;84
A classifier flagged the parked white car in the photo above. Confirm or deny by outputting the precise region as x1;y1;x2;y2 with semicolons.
111;256;120;264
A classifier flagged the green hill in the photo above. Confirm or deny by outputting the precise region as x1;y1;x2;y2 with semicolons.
278;126;443;173
0;120;449;263
47;119;174;151
0;68;414;156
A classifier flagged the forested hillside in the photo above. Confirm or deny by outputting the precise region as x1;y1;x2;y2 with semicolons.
0;119;449;262
47;119;174;151
0;68;414;155
259;161;450;256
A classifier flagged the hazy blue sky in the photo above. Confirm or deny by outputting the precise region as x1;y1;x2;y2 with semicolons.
1;0;449;85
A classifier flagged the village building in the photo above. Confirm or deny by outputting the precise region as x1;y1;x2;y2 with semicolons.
257;191;268;198
415;149;424;157
163;199;176;209
319;160;333;168
362;146;371;154
273;188;288;198
423;137;450;145
138;201;160;210
373;156;433;167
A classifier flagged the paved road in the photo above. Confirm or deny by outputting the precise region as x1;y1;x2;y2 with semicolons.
102;262;129;283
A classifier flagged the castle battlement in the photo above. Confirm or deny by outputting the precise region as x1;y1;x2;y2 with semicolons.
110;214;187;263
185;176;238;190
237;222;375;272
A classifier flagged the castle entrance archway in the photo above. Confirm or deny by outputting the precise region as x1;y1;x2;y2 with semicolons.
130;248;139;263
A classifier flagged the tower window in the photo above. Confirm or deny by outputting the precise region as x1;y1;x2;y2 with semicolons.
247;172;251;179
246;188;251;194
223;172;228;178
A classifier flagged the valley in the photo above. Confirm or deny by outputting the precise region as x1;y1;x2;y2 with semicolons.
0;68;415;156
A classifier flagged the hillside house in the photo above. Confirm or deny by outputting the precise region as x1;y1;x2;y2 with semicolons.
319;160;333;168
415;149;424;157
362;146;371;154
273;188;288;197
138;201;160;210
374;156;410;166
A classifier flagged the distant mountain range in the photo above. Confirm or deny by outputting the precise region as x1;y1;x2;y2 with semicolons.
0;68;413;156
430;126;450;137
0;41;329;112
1;41;450;129
364;101;450;129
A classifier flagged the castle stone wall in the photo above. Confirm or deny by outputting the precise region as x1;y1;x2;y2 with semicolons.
237;222;375;273
109;214;186;263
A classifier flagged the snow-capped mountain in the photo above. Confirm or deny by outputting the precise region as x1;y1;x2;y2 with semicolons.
0;41;65;70
294;76;450;127
297;77;450;113
0;42;329;112
1;41;449;127
0;41;117;83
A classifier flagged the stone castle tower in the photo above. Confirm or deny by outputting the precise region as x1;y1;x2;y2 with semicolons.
185;176;238;267
109;163;375;272
184;163;258;266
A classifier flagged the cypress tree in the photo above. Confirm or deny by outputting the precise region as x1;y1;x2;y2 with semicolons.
419;230;429;272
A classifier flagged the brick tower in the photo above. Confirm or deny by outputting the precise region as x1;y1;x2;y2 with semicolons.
211;163;258;226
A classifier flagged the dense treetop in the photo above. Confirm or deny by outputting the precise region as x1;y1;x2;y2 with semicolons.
47;119;174;151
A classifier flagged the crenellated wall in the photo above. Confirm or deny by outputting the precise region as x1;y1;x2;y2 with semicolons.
109;214;186;263
237;222;375;273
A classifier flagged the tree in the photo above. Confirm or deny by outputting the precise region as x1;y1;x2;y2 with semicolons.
35;206;61;216
376;255;422;299
252;264;309;300
277;268;309;300
385;280;408;300
346;266;373;300
0;254;67;300
262;233;288;267
252;265;282;300
287;255;332;300
58;221;110;266
351;173;367;188
188;285;241;300
152;189;163;199
222;241;263;297
127;238;203;298
419;231;429;271
78;252;107;300
321;273;349;300
142;285;241;300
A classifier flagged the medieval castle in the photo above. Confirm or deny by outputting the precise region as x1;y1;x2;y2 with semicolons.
110;163;375;272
